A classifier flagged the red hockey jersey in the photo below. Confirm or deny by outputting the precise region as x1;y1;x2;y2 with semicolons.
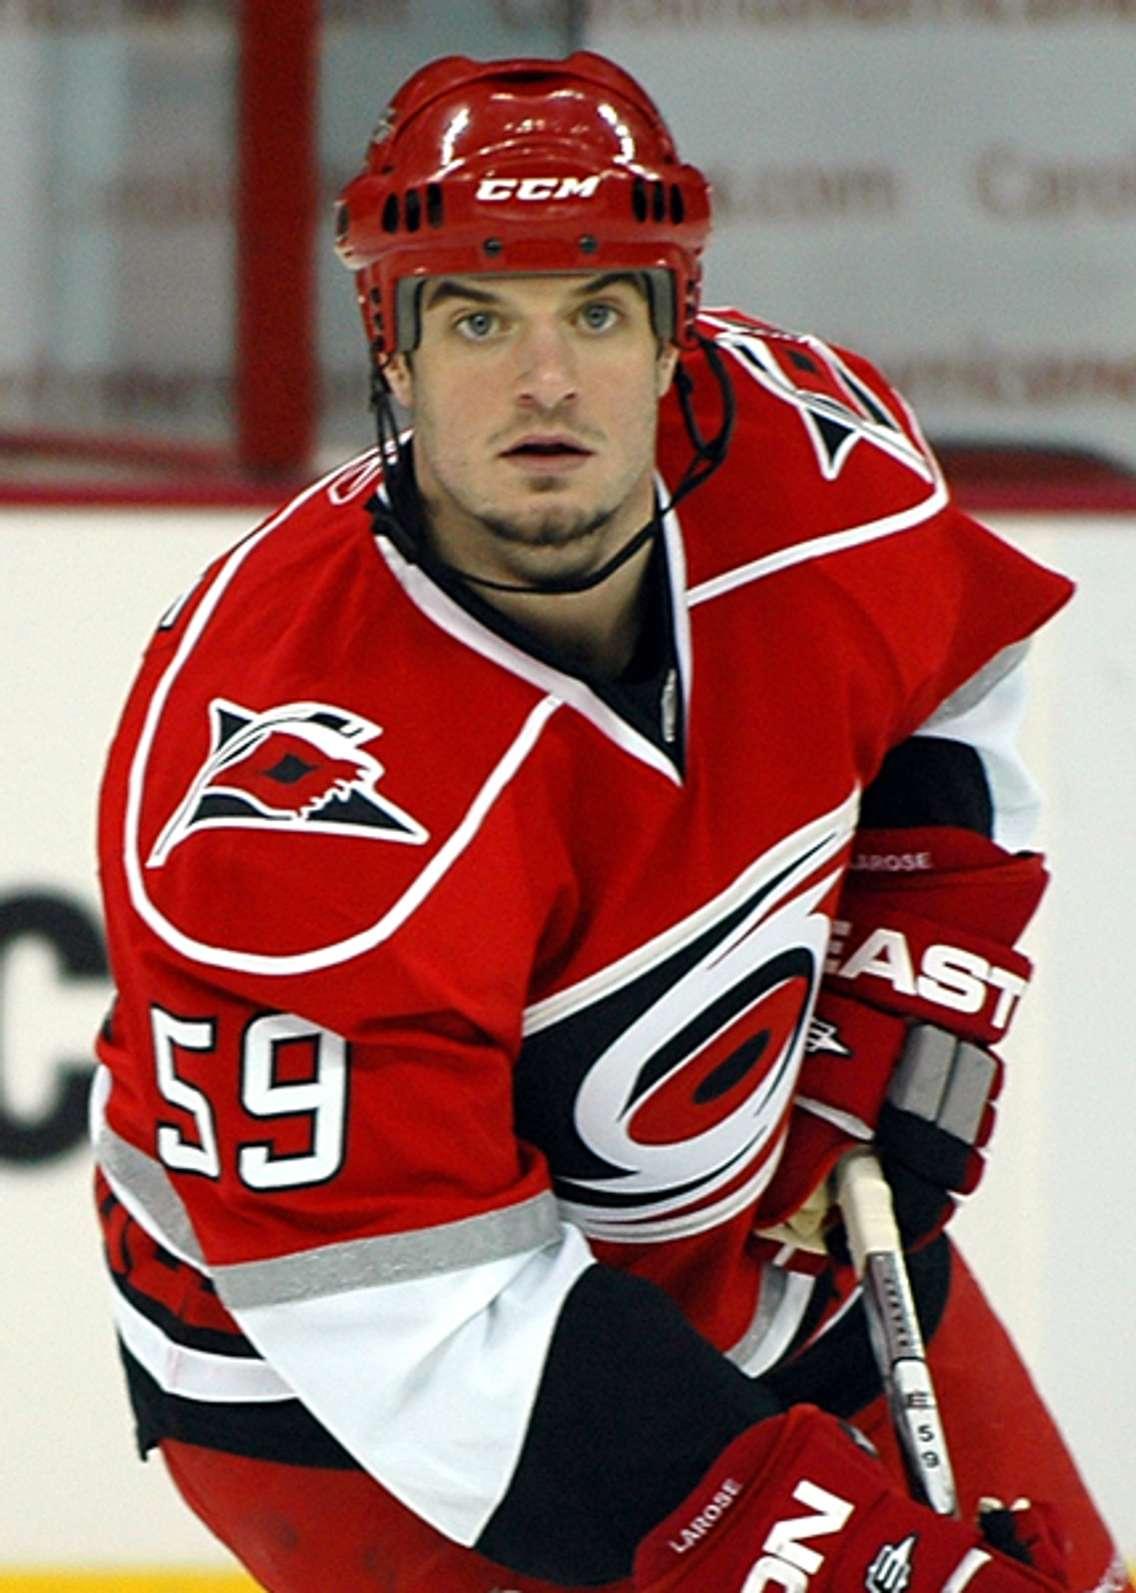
92;311;1071;1549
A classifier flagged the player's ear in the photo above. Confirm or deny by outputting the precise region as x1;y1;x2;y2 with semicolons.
384;353;414;410
655;343;679;397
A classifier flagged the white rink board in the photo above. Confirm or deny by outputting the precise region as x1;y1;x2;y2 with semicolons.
0;509;252;1569
0;503;1131;1565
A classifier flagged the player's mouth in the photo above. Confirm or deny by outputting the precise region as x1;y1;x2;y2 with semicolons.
499;434;595;473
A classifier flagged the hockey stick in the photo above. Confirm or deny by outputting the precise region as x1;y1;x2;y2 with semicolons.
833;1146;960;1517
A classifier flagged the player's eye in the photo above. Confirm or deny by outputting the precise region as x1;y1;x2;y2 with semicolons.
455;309;500;341
577;300;620;333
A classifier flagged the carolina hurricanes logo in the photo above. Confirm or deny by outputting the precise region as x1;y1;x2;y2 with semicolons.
147;698;428;866
516;796;857;1243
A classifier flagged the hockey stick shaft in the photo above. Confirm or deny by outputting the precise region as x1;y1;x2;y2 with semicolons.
833;1147;960;1518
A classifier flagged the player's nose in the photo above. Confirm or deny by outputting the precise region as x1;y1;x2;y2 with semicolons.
512;320;579;409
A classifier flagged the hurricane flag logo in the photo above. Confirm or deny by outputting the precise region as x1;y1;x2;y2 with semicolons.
147;698;428;866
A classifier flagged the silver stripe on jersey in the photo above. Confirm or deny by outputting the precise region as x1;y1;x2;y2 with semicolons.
922;638;1029;720
95;1093;595;1546
91;1064;205;1267
93;1057;567;1306
93;1062;565;1309
215;1191;564;1310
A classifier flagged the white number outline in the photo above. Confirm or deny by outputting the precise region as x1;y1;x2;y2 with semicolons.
238;1013;348;1190
152;1007;220;1178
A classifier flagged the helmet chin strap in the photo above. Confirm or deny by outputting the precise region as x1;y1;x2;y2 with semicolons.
367;335;736;598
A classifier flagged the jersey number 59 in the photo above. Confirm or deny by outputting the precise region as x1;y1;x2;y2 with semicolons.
151;1006;348;1190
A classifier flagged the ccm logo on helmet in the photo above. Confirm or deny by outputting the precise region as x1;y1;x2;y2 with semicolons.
743;1481;854;1592
475;175;602;202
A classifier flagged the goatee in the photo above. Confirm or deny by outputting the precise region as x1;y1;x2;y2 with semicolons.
478;502;615;551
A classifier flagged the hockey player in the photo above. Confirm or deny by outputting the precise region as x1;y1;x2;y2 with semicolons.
91;50;1131;1593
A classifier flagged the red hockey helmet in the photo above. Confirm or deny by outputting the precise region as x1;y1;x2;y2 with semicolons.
334;52;712;355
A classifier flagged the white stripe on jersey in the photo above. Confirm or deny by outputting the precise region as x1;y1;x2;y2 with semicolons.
915;644;1042;852
122;446;564;978
127;680;561;976
685;475;949;610
112;1285;293;1404
523;788;860;1037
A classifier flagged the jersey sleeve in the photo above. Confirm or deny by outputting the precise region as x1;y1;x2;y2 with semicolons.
825;340;1074;746
861;642;1041;850
679;311;1074;763
822;342;1067;843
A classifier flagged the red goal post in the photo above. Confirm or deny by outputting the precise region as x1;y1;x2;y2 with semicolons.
235;0;319;479
0;0;319;502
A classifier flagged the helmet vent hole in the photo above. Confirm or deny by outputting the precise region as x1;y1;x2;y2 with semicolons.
632;176;649;223
404;188;422;232
381;193;399;234
426;182;444;227
670;184;685;224
652;180;666;222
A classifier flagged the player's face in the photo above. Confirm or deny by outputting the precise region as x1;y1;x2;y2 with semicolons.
385;272;678;590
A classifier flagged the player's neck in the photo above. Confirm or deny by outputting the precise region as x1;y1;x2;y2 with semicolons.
415;470;659;678
477;539;653;678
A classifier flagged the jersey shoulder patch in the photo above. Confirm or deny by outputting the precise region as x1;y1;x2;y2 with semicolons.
118;484;556;979
701;307;939;490
146;697;431;868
